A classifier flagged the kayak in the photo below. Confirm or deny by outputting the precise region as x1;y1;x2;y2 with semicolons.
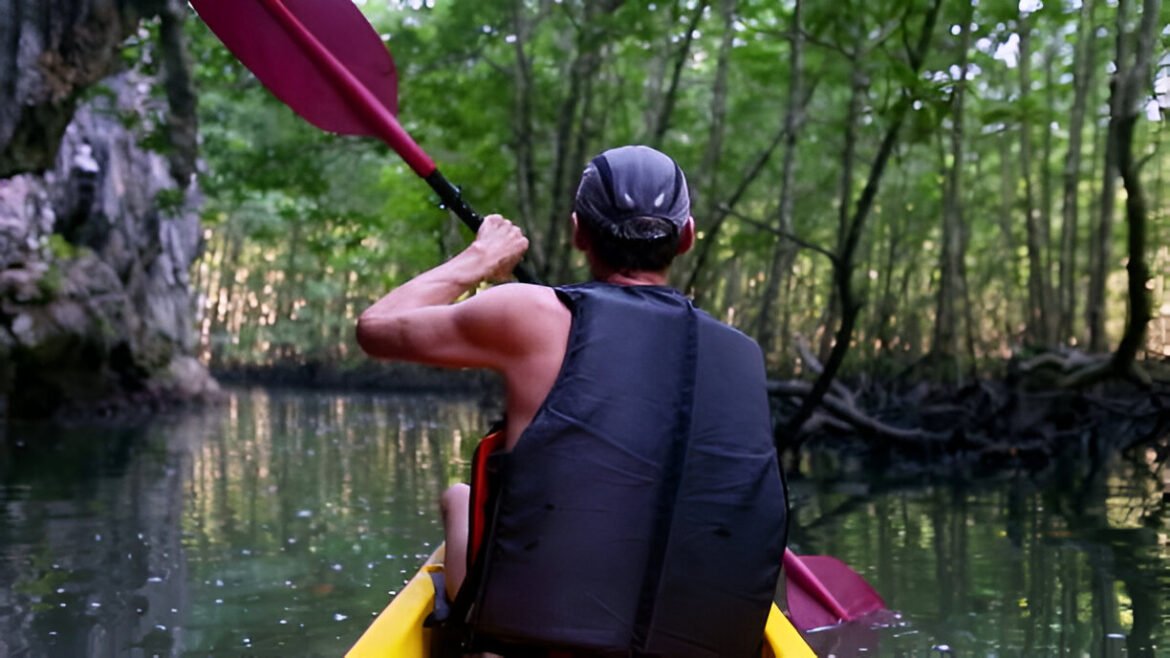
346;544;816;658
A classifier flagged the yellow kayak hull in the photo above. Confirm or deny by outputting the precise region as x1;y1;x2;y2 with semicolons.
346;545;815;658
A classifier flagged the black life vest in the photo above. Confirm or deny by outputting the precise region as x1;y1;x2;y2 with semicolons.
461;282;787;658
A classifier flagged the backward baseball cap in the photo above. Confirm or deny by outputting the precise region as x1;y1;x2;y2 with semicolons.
574;145;690;236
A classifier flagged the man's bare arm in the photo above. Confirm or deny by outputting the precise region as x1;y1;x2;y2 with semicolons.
355;213;535;369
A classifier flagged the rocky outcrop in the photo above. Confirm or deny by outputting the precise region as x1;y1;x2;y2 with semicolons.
4;1;133;177
0;1;215;418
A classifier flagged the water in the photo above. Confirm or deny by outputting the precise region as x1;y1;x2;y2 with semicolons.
0;388;1166;657
789;452;1170;657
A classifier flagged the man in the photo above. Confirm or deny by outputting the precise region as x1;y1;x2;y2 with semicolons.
356;145;787;657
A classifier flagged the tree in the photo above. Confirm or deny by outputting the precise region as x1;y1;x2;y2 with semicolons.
1108;0;1161;375
784;0;944;440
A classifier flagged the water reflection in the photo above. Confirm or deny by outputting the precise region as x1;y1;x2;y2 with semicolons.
0;417;202;657
181;389;495;656
0;388;496;657
0;389;1166;657
791;445;1170;657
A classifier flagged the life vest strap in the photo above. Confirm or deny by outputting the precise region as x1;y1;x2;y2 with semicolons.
468;429;507;570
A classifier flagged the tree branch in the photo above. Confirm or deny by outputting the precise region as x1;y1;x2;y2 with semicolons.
718;205;839;265
650;0;711;146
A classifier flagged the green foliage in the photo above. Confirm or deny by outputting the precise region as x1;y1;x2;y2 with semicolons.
180;0;1170;371
45;234;77;261
154;188;185;216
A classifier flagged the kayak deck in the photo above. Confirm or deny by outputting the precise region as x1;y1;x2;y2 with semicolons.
347;547;446;658
347;544;815;658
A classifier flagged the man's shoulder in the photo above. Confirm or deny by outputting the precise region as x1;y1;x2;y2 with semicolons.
461;283;568;331
471;282;562;308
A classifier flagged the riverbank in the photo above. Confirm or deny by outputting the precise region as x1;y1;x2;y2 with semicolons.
210;357;1170;476
19;353;1165;479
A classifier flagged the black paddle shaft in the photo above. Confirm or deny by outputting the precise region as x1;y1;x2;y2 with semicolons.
425;170;540;285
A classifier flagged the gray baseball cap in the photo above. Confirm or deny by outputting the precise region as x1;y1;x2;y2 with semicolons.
574;145;690;234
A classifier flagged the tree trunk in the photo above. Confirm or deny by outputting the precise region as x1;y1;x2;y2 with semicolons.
874;208;906;357
756;0;806;360
507;2;542;269
1058;0;1098;344
695;0;737;223
542;5;592;280
157;3;198;187
814;64;864;361
685;76;819;302
931;0;974;378
1017;13;1053;346
277;217;302;338
677;0;736;294
214;228;244;367
1087;0;1129;352
1109;0;1160;373
640;0;674;135
1040;44;1057;303
551;45;605;283
997;107;1021;329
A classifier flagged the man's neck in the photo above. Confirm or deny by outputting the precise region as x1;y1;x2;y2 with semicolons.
595;270;670;287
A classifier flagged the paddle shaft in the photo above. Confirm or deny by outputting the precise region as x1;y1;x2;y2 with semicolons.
425;171;539;284
258;0;539;284
784;548;850;622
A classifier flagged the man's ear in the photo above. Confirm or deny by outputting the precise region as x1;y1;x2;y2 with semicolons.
572;212;590;251
677;217;696;255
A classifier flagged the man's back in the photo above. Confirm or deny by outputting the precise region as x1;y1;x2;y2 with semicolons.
467;282;786;657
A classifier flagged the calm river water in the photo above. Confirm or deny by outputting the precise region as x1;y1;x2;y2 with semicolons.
0;388;1166;657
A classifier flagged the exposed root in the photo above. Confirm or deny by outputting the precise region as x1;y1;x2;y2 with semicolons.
769;346;1170;467
767;379;947;445
1017;349;1154;389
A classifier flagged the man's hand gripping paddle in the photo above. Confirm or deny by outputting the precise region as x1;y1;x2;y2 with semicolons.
189;0;538;284
191;0;885;633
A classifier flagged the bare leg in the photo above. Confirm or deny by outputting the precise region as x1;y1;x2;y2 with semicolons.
440;483;470;601
441;485;503;658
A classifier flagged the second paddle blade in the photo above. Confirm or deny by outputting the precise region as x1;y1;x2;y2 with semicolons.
786;554;886;631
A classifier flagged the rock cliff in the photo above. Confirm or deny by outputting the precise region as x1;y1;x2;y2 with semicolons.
0;0;214;418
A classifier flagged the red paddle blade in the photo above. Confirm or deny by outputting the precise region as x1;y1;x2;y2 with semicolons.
191;0;435;176
190;0;397;135
189;0;395;133
784;553;886;631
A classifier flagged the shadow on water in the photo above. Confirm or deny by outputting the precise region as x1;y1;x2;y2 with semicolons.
1;387;1167;657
